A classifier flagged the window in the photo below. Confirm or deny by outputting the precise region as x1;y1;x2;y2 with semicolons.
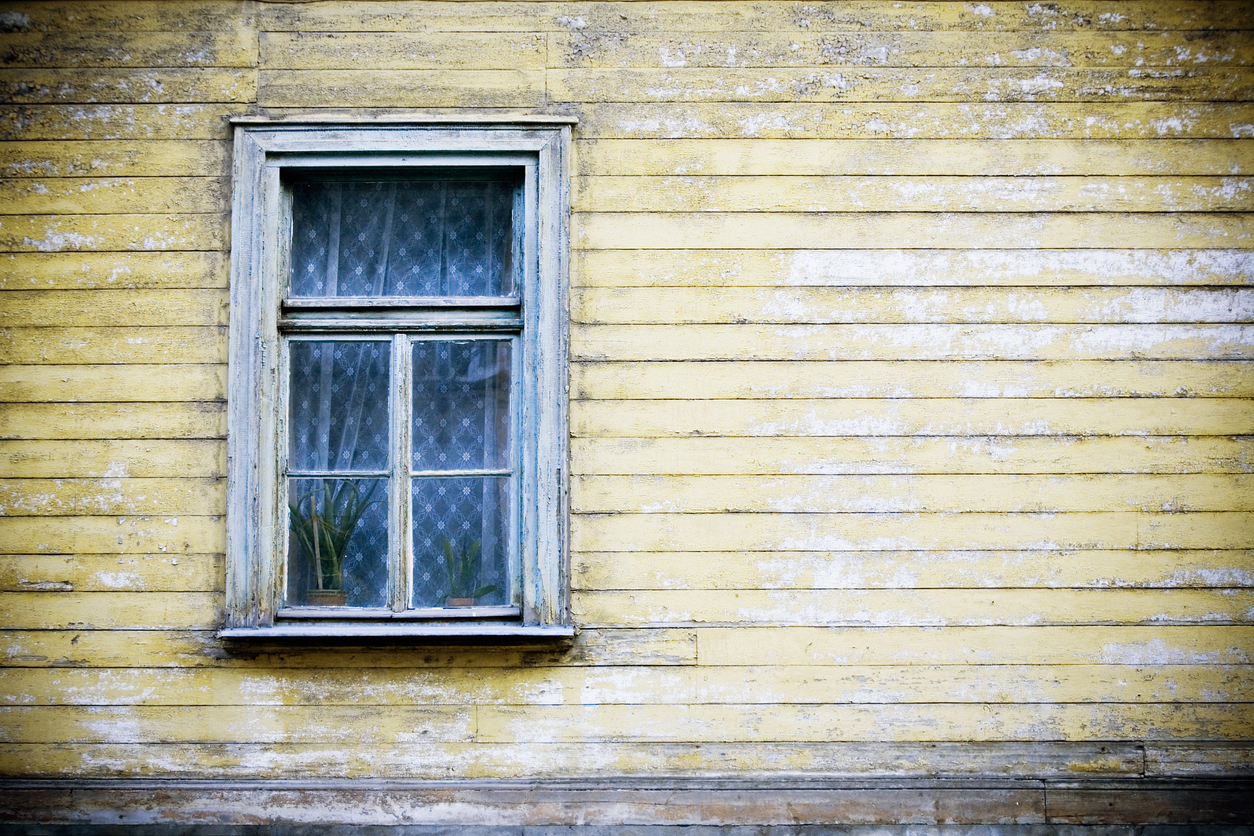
221;121;572;638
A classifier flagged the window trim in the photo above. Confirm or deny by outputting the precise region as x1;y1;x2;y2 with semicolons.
221;120;572;639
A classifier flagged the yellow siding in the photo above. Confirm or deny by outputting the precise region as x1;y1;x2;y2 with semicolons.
0;0;1250;791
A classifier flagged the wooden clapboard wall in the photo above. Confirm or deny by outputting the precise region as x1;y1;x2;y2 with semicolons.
0;0;1251;803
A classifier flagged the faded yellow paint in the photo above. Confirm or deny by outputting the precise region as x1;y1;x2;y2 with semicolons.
572;436;1253;475
0;0;1249;797
573;360;1254;398
573;549;1254;590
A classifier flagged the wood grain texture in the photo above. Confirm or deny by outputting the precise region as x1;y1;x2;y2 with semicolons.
0;0;1249;792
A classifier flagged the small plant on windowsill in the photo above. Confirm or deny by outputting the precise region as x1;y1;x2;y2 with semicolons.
288;479;379;606
438;538;499;607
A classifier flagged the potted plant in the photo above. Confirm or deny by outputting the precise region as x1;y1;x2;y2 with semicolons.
439;538;499;607
288;479;379;606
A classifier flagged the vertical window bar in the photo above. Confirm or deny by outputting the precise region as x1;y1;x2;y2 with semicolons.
389;332;411;611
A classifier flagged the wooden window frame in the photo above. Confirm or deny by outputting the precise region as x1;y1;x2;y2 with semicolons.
221;120;572;639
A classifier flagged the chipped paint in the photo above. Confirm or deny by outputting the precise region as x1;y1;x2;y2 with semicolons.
1;0;1249;810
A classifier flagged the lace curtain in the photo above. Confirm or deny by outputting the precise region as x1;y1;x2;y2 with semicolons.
286;177;517;608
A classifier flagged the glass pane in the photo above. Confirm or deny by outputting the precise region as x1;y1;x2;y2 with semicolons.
290;178;518;298
289;341;390;472
412;340;511;471
411;476;509;608
286;477;388;608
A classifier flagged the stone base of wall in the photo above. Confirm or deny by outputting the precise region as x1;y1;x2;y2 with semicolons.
2;778;1252;830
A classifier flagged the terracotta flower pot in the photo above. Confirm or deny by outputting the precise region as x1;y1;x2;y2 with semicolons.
446;597;477;607
305;589;348;607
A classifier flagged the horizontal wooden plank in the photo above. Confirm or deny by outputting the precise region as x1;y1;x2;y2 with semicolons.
572;586;1254;627
258;69;546;108
5;1;256;32
0;590;220;628
0;29;257;68
0;215;228;253
574;548;1254;591
0;478;222;517
476;702;1254;743
1146;742;1254;777
571;436;1254;476
572;474;1254;513
260;31;546;70
575;212;1254;251
574;175;1254;214
573;288;1254;324
575;248;1254;287
573;361;1254;400
571;398;1254;437
0;69;256;104
0;702;1245;747
551;67;1254;103
0;177;231;215
0;365;225;403
0;515;222;557
0;440;224;479
0;628;697;668
696;625;1254;666
259;2;1254;33
0;740;1150;780
573;102;1254;139
0;290;227;327
577;139;1254;176
0;141;230;178
0;403;224;440
572;324;1254;361
550;30;1254;69
0;104;238;141
0;705;473;744
572;511;1253;552
0;251;227;290
2;663;1247;707
0;327;225;365
0;554;220;593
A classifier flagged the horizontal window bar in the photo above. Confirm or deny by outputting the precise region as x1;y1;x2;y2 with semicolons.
276;605;521;620
285;296;521;309
280;318;522;333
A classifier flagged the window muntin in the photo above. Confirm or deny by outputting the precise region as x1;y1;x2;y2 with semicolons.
222;121;571;638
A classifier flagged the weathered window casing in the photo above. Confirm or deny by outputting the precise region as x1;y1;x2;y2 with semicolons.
222;121;572;638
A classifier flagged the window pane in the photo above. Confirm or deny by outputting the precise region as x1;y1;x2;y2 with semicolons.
287;477;388;608
289;178;518;298
411;476;509;608
412;340;511;471
289;341;390;472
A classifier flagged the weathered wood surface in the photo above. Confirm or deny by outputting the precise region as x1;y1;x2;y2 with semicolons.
0;365;225;403
1;0;1250;794
571;398;1254;436
572;324;1254;360
573;548;1254;589
575;175;1254;213
572;474;1254;512
575;139;1254;175
572;511;1254;552
573;360;1254;398
0;252;227;290
572;436;1253;475
572;288;1254;323
576;249;1254;286
571;102;1254;139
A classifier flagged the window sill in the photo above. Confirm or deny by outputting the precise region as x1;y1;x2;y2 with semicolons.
218;623;575;641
